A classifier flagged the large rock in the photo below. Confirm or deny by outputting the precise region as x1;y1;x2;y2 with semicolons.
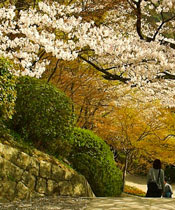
0;142;94;201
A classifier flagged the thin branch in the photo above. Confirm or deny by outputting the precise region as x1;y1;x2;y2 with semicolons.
136;130;151;141
152;22;165;41
156;71;175;80
67;0;74;6
152;13;175;41
78;54;130;83
30;49;45;70
161;134;175;141
47;59;59;83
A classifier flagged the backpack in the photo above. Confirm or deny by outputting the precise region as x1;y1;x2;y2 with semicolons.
147;181;159;192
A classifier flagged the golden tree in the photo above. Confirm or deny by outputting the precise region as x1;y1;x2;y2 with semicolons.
96;101;175;187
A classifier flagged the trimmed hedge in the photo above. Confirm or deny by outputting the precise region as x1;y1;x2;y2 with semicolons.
0;57;17;120
68;127;123;197
10;76;75;156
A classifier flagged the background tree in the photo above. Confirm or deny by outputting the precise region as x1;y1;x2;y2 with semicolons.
96;101;175;187
43;58;118;129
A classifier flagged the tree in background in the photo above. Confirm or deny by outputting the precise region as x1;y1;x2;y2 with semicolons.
44;58;118;129
96;101;175;186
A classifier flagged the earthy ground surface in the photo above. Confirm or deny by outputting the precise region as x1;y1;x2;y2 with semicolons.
1;195;175;210
0;174;175;210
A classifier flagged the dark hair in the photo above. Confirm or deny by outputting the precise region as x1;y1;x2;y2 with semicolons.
165;177;168;182
153;159;161;169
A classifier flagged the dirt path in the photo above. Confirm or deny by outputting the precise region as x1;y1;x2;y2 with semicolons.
125;174;147;192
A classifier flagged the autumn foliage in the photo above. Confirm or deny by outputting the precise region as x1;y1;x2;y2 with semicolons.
44;58;117;130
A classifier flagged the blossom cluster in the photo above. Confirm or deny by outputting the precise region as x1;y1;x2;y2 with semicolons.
102;0;175;107
0;1;116;78
1;1;175;106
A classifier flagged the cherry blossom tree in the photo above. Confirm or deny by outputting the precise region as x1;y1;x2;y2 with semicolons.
1;0;175;106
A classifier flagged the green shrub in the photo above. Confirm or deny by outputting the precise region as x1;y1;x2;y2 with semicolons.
0;119;12;140
10;76;75;156
0;57;17;120
68;127;123;197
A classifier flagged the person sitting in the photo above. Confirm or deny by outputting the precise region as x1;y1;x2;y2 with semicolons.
163;177;173;198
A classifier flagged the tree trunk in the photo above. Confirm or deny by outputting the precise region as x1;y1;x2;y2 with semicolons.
122;153;129;191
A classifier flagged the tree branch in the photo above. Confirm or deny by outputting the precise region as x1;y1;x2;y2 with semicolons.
161;134;175;141
78;54;130;83
135;0;144;40
47;59;59;83
152;13;175;41
156;71;175;80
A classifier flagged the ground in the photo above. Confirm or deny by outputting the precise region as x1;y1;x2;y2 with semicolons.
0;174;175;209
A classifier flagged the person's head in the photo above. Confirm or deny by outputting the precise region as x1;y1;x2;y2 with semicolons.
153;159;161;169
164;177;168;183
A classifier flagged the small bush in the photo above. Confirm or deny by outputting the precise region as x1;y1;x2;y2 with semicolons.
10;76;75;156
68;127;123;197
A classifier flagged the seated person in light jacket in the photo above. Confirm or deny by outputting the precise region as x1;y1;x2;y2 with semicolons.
163;177;173;198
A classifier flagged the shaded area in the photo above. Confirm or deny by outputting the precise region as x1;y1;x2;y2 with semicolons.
0;196;89;210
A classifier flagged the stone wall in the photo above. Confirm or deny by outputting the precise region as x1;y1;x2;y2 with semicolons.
0;142;95;201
